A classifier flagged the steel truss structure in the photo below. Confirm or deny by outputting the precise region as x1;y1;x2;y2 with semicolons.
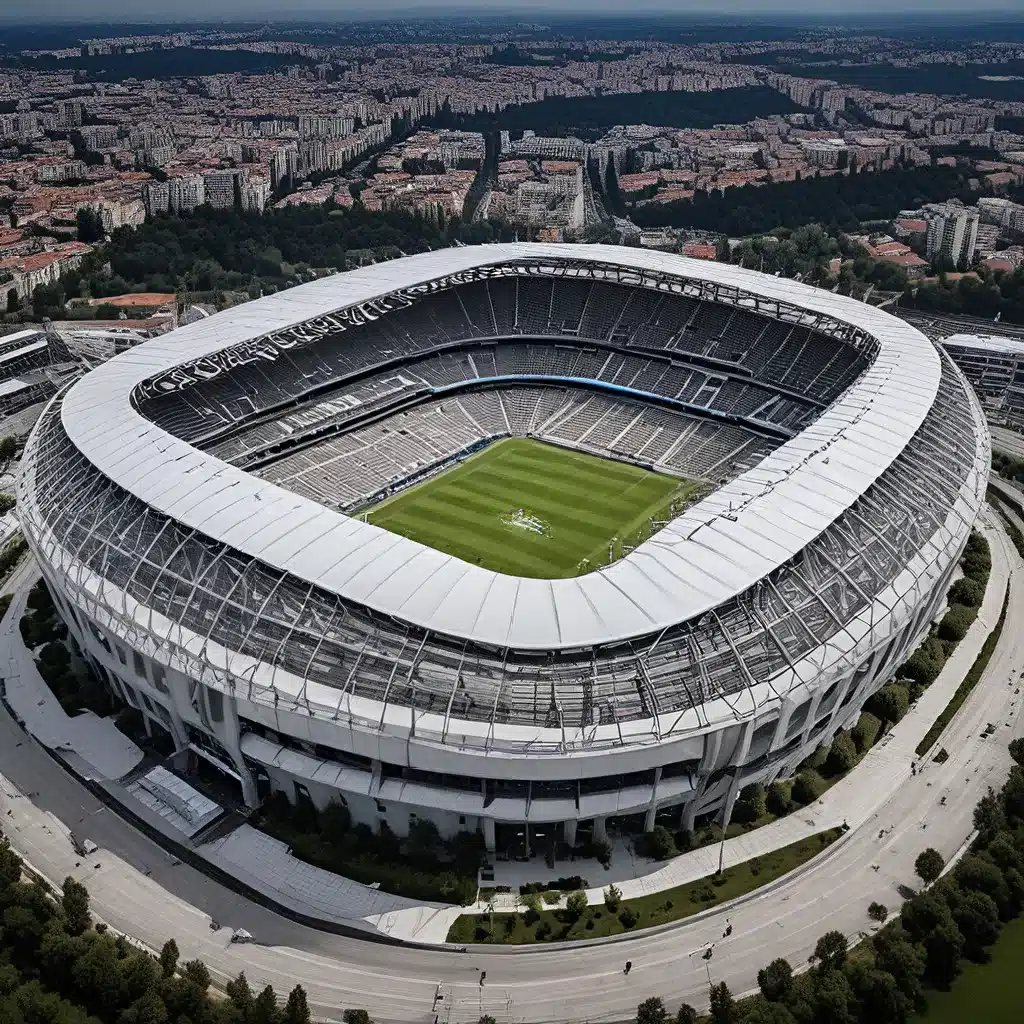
15;246;990;835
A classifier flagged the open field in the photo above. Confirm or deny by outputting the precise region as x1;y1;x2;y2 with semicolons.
366;437;699;578
917;915;1024;1023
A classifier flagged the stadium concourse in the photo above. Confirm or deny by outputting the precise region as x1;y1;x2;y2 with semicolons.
16;243;988;864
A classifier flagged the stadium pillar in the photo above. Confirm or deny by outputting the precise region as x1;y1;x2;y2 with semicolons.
563;818;577;847
483;817;496;853
593;816;608;843
643;766;663;831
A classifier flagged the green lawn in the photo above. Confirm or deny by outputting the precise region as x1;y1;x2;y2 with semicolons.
917;914;1024;1023
446;829;841;945
366;437;700;578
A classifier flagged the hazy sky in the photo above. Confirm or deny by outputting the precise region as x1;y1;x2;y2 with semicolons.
2;0;1022;26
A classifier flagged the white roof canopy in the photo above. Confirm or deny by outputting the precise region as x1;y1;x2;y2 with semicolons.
62;244;940;651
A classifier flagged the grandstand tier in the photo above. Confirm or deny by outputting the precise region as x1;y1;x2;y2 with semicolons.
19;244;989;851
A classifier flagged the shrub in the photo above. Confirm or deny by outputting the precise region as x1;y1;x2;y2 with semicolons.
899;639;947;687
938;603;977;643
868;902;888;923
675;828;694;852
948;576;985;608
791;771;824;806
565;890;588;919
824;730;857;776
867;682;910;725
604;884;622;911
640;825;677;861
851;711;882;753
618;905;639;929
521;892;542;918
766;781;792;816
805;743;830;770
542;891;562;906
732;782;767;824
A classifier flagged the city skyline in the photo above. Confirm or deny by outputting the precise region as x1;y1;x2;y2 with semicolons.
3;0;1024;25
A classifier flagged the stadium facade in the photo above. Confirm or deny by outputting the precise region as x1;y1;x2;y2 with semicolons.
941;332;1024;431
18;244;989;855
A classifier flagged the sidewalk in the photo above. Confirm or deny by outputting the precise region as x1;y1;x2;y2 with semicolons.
1;511;1011;947
0;558;143;782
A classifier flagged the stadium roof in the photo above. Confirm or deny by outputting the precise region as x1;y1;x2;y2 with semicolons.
62;244;941;651
941;333;1024;357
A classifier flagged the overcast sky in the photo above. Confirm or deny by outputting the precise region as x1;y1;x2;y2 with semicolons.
2;0;1022;26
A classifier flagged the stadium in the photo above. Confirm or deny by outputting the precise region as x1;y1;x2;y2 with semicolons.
17;243;989;857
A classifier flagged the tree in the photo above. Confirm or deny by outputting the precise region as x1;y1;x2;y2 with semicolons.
0;435;16;470
283;984;312;1024
915;848;945;886
158;938;178;978
1009;737;1024;767
948;576;985;608
974;788;1008;841
603;883;622;911
869;683;910;726
813;930;848;971
342;1011;371;1024
923;918;964;989
868;902;888;923
824;731;857;776
76;207;105;244
566;890;588;919
757;957;793;1001
60;877;90;936
766;781;792;816
873;926;925;1001
253;986;283;1024
938;604;976;642
636;996;668;1024
708;981;736;1024
733;783;767;824
675;1005;698;1024
791;771;824;806
643;825;677;860
227;972;254;1015
951;888;1001;959
182;959;210;990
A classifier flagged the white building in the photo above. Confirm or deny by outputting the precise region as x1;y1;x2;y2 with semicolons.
923;200;980;267
18;245;987;855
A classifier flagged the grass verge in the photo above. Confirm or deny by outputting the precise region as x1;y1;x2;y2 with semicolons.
915;583;1010;757
446;828;842;945
915;913;1024;1023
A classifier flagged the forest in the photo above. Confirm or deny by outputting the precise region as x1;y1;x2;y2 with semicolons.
628;164;979;236
431;87;809;141
39;205;519;312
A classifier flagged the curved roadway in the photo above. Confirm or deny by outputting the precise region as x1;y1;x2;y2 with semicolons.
1;513;1022;1024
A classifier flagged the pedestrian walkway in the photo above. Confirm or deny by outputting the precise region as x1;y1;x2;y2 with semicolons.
0;559;143;782
0;512;1012;947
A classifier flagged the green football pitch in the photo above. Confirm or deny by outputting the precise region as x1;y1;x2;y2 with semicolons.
365;438;701;578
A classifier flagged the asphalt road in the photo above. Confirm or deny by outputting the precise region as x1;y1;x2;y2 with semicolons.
1;521;1022;1024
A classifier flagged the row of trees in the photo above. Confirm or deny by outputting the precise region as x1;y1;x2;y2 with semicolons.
632;737;1024;1024
0;827;373;1024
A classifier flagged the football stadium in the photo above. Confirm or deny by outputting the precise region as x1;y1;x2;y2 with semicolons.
17;243;989;856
